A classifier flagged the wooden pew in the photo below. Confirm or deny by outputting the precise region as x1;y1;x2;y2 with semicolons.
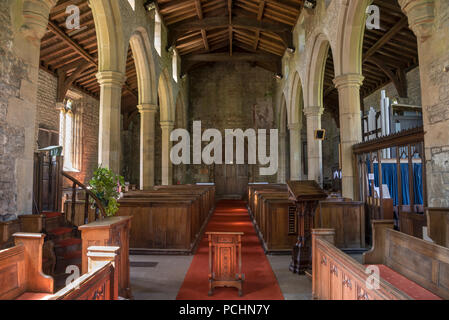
45;246;120;300
117;198;202;254
312;221;449;300
317;199;366;251
399;205;426;239
124;191;204;235
426;208;449;247
0;233;54;300
78;216;132;299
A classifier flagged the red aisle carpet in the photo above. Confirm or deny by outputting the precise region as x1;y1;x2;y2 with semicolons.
176;200;284;300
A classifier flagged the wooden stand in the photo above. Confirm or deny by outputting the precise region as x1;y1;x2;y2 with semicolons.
79;216;132;299
206;232;244;297
287;181;327;274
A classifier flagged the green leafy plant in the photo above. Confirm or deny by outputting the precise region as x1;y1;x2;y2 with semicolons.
88;166;125;217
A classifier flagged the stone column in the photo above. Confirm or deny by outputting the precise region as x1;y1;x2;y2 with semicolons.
96;71;125;174
277;131;287;183
334;74;364;199
304;106;324;185
398;0;435;42
288;122;302;181
160;120;174;185
138;104;157;190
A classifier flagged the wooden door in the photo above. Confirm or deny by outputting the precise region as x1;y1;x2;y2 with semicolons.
214;164;249;198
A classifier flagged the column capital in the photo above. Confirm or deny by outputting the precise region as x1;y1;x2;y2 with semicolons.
288;122;301;131
333;74;364;89
160;120;175;129
137;104;158;114
19;0;58;44
96;71;126;87
303;106;324;117
398;0;435;42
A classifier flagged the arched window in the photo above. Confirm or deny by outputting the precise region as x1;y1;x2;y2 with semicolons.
155;11;162;56
59;98;82;171
172;49;178;82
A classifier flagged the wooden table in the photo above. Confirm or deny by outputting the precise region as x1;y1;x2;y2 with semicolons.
206;232;244;297
287;181;327;274
79;216;132;299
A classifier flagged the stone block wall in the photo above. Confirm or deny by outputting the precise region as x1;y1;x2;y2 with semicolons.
188;62;278;184
363;67;422;111
35;69;100;185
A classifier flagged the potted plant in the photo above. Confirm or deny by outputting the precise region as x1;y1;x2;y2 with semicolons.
88;166;125;217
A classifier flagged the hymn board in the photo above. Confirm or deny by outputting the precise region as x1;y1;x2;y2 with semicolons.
287;180;327;274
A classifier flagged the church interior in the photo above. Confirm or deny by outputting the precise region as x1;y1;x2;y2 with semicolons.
1;0;449;302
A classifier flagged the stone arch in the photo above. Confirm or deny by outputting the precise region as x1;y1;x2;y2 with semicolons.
289;71;304;125
129;27;158;105
174;91;187;129
89;0;126;73
158;68;175;122
306;33;331;109
336;0;372;76
278;94;290;183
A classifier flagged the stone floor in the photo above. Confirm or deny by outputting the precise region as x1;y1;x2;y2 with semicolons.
130;254;193;300
129;254;315;300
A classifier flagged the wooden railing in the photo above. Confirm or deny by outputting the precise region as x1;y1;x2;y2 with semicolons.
62;172;106;225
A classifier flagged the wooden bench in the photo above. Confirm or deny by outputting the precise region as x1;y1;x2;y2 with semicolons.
312;220;449;300
42;246;119;300
426;208;449;247
0;233;54;300
117;198;204;254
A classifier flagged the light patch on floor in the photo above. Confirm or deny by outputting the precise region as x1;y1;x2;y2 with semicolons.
267;255;312;300
130;255;193;300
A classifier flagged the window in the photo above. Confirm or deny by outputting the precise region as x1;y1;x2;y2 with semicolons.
172;49;178;82
155;11;162;56
59;98;82;172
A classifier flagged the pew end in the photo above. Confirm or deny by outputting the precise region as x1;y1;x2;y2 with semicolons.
362;220;395;265
13;232;54;294
45;246;120;300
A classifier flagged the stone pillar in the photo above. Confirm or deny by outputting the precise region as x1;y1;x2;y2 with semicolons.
288;122;302;181
333;74;364;199
277;131;287;183
304;107;324;185
160;120;174;185
96;71;125;174
138;104;157;190
398;0;435;42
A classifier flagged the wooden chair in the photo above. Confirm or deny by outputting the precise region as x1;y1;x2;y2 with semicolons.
206;232;244;297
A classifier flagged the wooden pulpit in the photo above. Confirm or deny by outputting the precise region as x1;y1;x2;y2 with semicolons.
206;232;244;297
287;181;327;274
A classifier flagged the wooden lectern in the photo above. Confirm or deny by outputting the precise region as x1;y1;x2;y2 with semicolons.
287;181;327;274
206;232;244;296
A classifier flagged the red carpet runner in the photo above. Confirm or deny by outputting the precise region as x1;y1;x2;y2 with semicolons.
176;200;284;300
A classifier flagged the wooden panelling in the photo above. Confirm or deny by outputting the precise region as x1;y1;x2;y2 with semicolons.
426;208;449;247
318;199;365;250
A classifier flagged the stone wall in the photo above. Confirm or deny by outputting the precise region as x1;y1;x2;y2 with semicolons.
321;110;340;186
35;69;100;184
188;62;278;184
0;1;35;219
363;67;422;111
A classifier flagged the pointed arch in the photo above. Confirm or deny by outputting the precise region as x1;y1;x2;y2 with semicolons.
129;27;157;105
336;0;371;76
158;69;175;122
89;0;126;73
289;71;304;125
306;33;331;109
